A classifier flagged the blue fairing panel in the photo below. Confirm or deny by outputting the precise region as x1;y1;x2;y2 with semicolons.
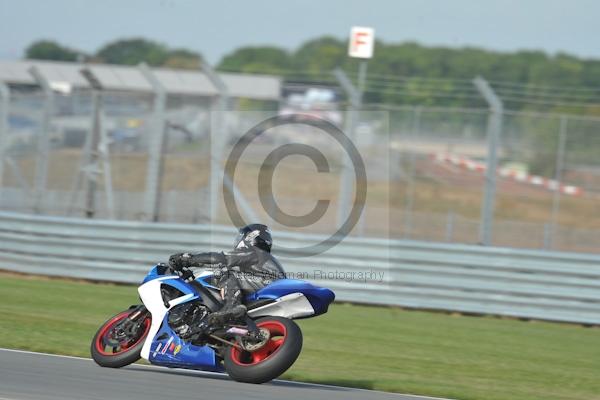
247;279;335;316
195;274;220;290
149;315;222;371
144;265;219;290
143;264;169;283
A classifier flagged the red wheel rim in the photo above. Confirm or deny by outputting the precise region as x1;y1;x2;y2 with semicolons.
95;311;151;356
230;320;287;366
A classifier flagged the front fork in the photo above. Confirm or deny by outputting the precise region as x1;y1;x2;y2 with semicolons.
115;305;149;337
127;304;148;321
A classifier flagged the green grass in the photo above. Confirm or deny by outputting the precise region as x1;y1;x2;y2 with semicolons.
1;273;599;400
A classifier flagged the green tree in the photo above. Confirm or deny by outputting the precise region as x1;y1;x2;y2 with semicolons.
218;46;291;74
25;40;81;62
95;38;169;66
163;49;203;69
292;36;347;74
529;53;584;87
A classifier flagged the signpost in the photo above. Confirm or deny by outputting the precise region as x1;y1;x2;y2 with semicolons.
348;26;374;98
348;26;375;59
337;27;374;229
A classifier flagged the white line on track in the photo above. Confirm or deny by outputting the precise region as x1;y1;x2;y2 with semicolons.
0;348;453;400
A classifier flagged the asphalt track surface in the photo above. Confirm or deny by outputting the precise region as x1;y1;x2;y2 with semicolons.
0;348;447;400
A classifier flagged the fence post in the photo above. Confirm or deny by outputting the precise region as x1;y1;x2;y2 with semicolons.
66;97;94;216
403;106;421;238
86;89;102;217
205;63;263;226
548;114;568;249
5;158;31;196
100;110;115;219
0;81;9;191
333;68;362;232
445;211;455;241
201;61;230;225
473;76;503;246
28;66;53;214
139;63;167;222
201;61;259;225
74;68;116;219
542;222;552;249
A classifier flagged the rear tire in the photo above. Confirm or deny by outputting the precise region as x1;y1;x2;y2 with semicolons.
91;309;151;368
224;316;302;384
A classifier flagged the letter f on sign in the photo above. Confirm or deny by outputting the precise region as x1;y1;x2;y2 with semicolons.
348;27;375;59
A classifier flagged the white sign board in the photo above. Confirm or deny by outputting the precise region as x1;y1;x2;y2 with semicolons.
348;26;375;59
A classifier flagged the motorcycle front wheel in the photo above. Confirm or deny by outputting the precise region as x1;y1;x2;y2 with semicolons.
91;308;151;368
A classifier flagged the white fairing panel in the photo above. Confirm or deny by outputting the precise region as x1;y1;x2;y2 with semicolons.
138;276;183;360
247;293;315;319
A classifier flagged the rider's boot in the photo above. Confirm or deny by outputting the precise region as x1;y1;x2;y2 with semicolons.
207;304;247;326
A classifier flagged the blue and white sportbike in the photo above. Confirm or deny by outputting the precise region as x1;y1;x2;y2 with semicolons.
91;264;335;383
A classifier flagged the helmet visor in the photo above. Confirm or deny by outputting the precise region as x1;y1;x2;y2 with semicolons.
233;232;245;249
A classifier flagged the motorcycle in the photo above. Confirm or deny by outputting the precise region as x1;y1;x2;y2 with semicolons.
90;264;335;383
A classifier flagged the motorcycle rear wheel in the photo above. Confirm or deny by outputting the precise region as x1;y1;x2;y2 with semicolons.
224;316;302;384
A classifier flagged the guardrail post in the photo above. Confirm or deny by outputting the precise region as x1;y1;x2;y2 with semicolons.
139;63;167;222
28;66;54;214
333;68;361;231
0;81;9;190
473;76;503;246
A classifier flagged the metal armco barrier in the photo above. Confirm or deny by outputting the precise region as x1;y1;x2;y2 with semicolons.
1;211;599;325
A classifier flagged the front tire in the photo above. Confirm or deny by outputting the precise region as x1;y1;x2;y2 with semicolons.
224;316;303;384
91;309;151;368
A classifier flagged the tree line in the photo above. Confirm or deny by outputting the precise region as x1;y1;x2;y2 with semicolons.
25;38;202;70
24;37;600;113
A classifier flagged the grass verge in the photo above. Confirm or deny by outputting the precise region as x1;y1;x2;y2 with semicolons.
1;273;599;400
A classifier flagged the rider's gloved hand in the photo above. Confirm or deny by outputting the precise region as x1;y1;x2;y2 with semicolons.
169;253;195;282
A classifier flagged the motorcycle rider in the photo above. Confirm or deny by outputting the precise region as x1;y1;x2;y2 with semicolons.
168;224;285;326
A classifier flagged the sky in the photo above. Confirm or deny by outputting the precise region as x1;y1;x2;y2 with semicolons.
0;0;599;64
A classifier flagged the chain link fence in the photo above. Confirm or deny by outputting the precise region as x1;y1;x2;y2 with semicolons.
384;105;600;253
0;68;598;254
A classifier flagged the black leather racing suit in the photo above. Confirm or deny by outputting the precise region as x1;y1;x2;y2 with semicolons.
169;248;285;312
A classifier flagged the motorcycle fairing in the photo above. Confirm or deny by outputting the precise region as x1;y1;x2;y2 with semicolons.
138;273;220;370
148;314;222;371
138;266;335;370
247;279;335;316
